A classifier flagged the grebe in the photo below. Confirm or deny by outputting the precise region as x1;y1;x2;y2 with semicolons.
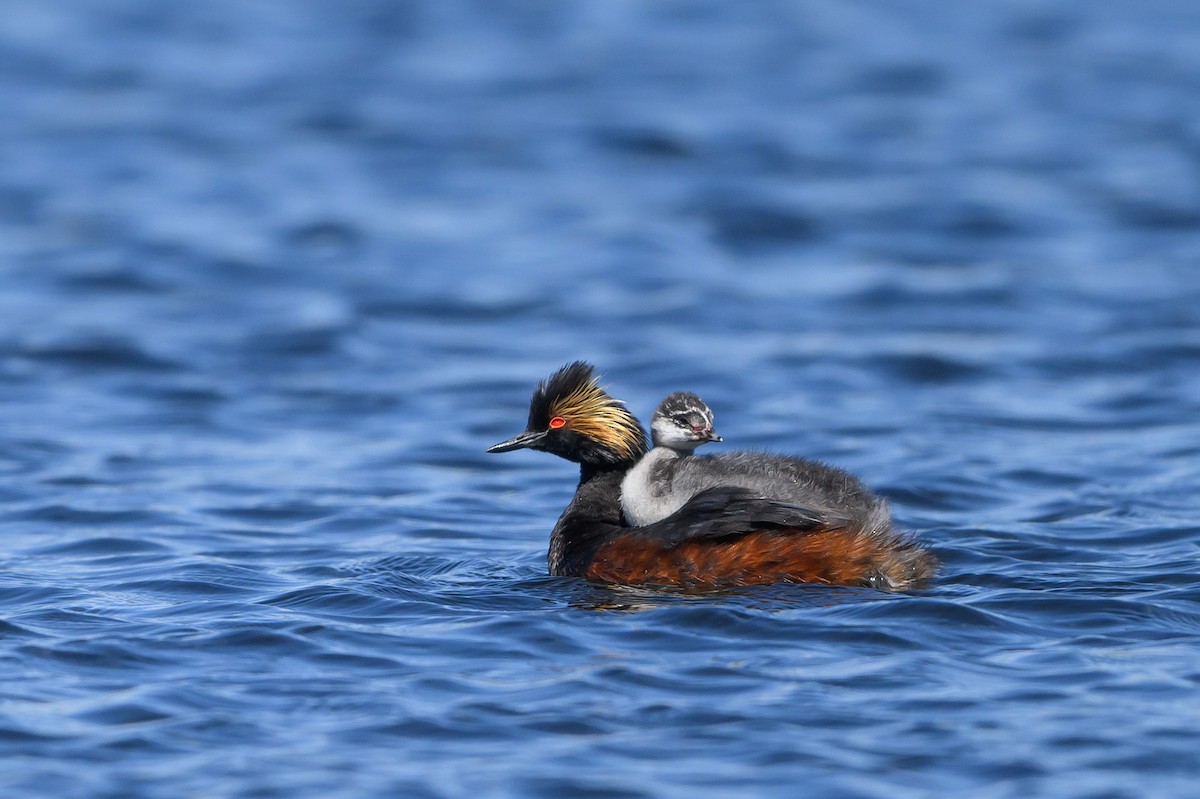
488;362;936;590
620;391;723;526
622;392;896;552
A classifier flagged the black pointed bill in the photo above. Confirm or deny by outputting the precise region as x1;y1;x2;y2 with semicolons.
486;429;548;453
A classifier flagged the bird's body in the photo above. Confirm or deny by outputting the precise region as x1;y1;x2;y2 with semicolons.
489;363;936;591
622;391;888;532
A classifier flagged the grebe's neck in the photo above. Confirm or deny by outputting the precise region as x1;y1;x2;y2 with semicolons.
548;461;631;576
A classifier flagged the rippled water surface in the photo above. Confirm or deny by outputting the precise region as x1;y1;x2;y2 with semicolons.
4;2;1200;797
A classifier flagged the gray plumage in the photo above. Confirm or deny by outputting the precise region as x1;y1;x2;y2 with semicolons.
621;392;892;537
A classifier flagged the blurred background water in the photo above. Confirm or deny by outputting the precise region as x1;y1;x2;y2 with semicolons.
3;1;1200;797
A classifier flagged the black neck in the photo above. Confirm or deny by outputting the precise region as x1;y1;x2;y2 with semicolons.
577;460;626;484
547;461;630;576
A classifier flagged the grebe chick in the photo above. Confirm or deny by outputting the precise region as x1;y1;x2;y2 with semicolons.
622;393;891;541
488;362;937;591
621;391;724;526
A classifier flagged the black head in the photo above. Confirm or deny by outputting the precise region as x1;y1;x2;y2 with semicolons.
487;361;648;466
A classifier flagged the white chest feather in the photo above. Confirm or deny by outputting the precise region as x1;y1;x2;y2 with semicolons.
620;449;688;526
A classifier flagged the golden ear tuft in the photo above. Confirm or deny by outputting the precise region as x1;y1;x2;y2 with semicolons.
550;377;644;462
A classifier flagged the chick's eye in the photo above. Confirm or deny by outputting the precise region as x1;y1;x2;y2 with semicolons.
549;416;566;429
673;415;691;426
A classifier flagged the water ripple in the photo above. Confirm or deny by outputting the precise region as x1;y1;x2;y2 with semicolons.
4;2;1200;797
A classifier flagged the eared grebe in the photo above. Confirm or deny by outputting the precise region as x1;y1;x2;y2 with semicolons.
488;362;936;590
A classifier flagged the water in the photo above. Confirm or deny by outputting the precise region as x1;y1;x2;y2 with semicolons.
3;1;1200;797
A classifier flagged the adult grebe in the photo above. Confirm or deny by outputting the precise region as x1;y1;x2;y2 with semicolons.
488;362;936;590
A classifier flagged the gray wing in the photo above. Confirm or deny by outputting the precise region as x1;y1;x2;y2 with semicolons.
670;451;882;517
627;486;852;549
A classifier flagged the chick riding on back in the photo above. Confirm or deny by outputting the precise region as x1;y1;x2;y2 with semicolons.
488;362;937;591
622;392;895;554
621;391;724;526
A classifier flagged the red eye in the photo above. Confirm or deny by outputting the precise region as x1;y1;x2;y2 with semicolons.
549;416;566;429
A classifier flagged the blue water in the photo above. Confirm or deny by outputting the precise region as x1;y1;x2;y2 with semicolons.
3;2;1200;797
